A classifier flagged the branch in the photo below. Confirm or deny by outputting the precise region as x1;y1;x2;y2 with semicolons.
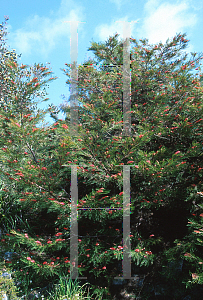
26;142;40;166
21;177;70;202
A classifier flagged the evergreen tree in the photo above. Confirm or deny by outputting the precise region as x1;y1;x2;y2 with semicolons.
1;19;203;298
59;32;203;297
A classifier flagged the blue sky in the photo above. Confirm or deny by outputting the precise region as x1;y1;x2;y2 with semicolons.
1;0;203;126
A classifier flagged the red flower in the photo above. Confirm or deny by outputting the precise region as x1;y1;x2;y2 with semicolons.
102;266;106;269
55;232;63;236
62;124;68;129
15;172;24;177
192;273;199;279
184;253;191;257
175;151;180;154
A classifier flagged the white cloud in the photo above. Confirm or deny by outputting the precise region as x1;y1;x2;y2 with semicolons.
109;0;123;9
144;0;160;14
8;0;85;58
94;17;140;44
139;0;197;45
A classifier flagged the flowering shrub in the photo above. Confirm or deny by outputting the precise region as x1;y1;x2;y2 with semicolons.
0;18;203;298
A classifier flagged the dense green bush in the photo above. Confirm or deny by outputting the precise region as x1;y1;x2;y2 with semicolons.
0;16;203;299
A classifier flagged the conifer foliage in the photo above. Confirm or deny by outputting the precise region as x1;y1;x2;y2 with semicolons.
0;16;203;298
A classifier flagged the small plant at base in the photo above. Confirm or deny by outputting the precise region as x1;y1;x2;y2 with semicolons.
45;275;103;300
0;262;18;300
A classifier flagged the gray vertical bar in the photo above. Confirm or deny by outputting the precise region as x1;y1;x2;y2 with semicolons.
70;21;78;136
114;164;132;280
62;20;86;279
70;165;78;279
123;165;131;278
123;22;131;136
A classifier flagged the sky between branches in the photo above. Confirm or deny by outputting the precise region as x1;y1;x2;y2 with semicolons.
2;0;203;125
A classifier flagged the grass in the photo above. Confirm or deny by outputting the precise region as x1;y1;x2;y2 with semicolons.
39;276;105;300
0;268;108;300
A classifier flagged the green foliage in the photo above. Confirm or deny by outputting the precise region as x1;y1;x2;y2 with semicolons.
46;276;104;300
0;16;203;299
0;262;18;299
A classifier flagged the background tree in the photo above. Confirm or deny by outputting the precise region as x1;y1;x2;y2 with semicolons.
59;32;203;297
